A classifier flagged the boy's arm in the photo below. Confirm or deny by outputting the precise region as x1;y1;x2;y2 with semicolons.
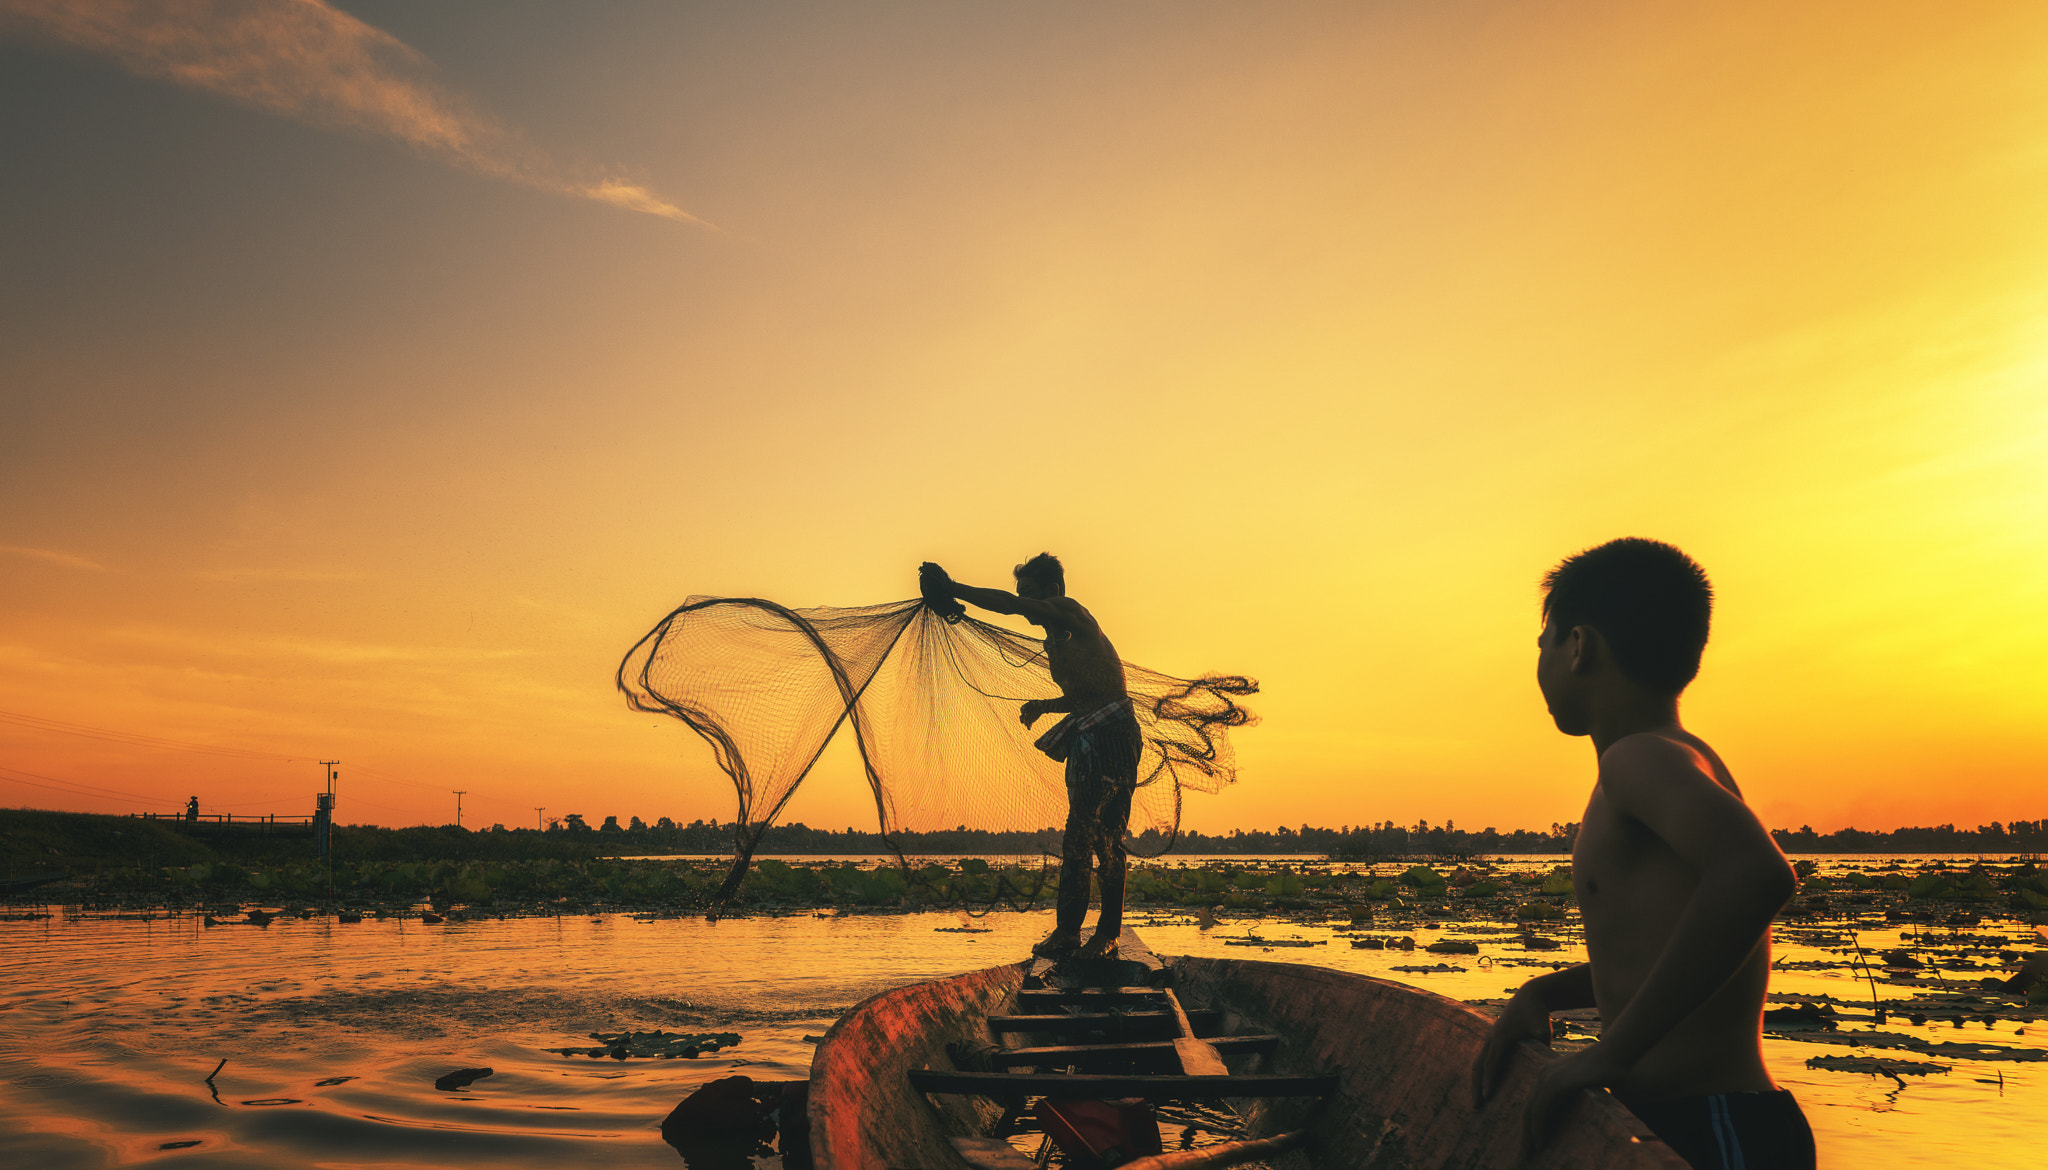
1521;736;1796;1148
1472;964;1595;1104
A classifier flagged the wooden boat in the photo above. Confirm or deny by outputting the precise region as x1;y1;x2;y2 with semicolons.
808;928;1684;1170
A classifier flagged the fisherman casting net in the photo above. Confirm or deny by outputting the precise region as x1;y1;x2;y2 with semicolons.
617;588;1257;902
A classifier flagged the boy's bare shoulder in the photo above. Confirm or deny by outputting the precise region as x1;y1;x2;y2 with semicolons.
1596;731;1735;805
1599;730;1713;768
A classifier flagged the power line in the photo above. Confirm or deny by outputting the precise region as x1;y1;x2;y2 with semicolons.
0;764;184;807
0;709;297;762
345;761;449;793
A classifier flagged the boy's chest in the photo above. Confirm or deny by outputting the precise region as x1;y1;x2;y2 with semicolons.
1574;786;1660;899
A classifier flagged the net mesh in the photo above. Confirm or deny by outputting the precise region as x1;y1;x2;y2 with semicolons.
617;595;1257;901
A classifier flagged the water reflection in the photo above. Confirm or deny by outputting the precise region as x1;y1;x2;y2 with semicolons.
0;856;2039;1168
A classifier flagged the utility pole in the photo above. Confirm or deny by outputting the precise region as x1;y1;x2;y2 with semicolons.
317;761;339;897
535;807;545;831
453;791;466;828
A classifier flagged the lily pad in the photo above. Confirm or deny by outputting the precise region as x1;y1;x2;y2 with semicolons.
556;1030;742;1059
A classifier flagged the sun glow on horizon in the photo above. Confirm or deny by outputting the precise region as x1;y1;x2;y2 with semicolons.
2;2;2043;838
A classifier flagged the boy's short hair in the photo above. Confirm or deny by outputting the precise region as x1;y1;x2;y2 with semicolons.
1014;552;1064;593
1542;538;1713;694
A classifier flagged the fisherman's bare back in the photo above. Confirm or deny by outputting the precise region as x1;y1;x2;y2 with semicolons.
1031;597;1128;715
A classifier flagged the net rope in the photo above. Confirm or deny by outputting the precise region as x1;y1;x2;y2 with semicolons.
617;595;1257;902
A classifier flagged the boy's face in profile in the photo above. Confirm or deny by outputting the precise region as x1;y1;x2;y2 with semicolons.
1536;620;1591;737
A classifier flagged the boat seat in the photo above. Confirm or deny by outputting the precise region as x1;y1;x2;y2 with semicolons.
990;1033;1281;1071
986;1009;1221;1037
1014;987;1169;1007
909;1069;1337;1101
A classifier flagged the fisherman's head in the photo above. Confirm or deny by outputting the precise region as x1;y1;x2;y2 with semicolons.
1536;538;1712;734
1013;552;1064;600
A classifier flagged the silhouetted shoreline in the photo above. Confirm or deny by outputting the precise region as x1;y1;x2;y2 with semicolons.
5;808;2042;882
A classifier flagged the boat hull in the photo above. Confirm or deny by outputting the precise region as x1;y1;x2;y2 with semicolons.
809;952;1684;1170
1171;955;1683;1169
810;959;1026;1170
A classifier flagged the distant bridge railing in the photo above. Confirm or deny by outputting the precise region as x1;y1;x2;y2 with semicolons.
135;812;318;838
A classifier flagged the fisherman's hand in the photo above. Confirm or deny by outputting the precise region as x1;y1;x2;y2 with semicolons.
1018;699;1047;728
1472;988;1551;1107
1520;1042;1625;1159
919;562;967;621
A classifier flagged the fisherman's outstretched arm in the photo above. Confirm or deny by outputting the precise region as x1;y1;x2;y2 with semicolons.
949;581;1029;614
921;563;1074;630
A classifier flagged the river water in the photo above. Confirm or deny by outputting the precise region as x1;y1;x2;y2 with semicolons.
1;857;2041;1168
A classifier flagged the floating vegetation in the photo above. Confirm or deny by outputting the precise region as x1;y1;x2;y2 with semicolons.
1769;1029;2046;1062
1805;1055;1949;1076
433;1067;495;1091
555;1030;743;1059
1762;1003;1839;1030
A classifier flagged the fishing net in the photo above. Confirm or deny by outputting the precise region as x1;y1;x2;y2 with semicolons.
617;591;1257;902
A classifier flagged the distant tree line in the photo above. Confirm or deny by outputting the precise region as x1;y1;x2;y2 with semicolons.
1164;820;1580;858
509;814;1579;858
1771;820;2047;854
537;814;2047;858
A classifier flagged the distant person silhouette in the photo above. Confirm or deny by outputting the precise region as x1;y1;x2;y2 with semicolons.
186;796;199;823
1472;538;1814;1168
920;555;1139;961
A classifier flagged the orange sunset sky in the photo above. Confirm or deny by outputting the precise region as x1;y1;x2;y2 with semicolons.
1;1;2043;840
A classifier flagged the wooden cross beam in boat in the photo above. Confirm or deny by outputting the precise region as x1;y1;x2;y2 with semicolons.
1014;987;1168;1007
986;1009;1222;1036
990;1033;1280;1072
908;1069;1337;1101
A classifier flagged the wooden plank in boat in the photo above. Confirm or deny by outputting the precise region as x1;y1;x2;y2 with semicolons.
1114;927;1165;971
1026;926;1166;984
1119;1130;1304;1170
987;1009;1221;1035
990;1033;1279;1070
948;1136;1038;1170
1163;988;1230;1076
909;1069;1336;1100
1015;987;1167;1006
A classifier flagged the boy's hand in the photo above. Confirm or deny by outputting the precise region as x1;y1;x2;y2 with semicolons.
1521;1042;1626;1157
1471;990;1551;1106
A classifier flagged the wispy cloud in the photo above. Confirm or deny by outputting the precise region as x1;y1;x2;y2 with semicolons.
1;544;107;571
0;0;712;228
110;624;532;666
190;566;369;583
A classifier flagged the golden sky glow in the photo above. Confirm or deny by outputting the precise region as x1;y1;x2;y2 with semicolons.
2;1;2044;837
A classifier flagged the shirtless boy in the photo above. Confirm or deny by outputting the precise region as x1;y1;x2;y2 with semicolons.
1472;538;1814;1168
920;554;1139;961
